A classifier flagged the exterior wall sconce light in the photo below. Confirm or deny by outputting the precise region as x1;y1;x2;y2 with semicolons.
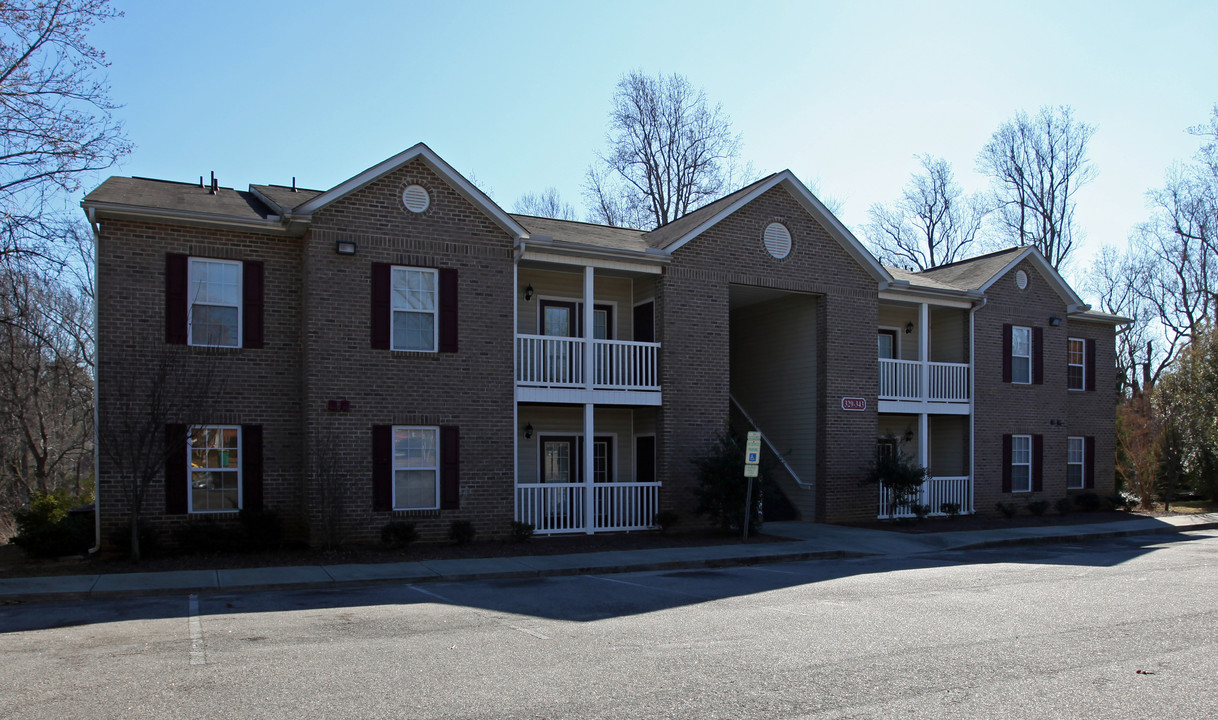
524;423;534;439
904;321;914;334
524;284;534;301
1049;316;1062;327
335;240;357;255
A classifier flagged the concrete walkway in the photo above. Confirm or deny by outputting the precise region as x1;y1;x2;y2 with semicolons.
2;513;1215;604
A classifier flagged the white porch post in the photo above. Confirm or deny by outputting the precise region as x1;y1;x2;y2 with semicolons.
919;302;930;399
584;267;595;391
918;412;930;506
583;402;595;534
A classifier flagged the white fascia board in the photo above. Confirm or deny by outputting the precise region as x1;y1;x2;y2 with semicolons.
81;201;291;234
1068;310;1131;325
977;246;1085;307
661;171;891;284
521;249;665;275
293;143;530;240
877;289;978;309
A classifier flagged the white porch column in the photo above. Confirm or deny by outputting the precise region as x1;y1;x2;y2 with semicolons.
919;302;930;399
583;402;595;534
918;412;930;477
584;266;595;391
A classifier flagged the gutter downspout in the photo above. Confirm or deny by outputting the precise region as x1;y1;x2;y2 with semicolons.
967;296;986;515
87;207;101;554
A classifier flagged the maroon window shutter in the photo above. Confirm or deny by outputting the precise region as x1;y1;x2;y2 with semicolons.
1032;327;1044;384
371;264;391;350
242;425;264;510
1032;434;1044;491
243;261;264;349
440;425;460;509
165;424;188;514
166;254;188;344
372;425;392;511
1084;436;1096;489
1002;435;1012;493
1085;339;1097;391
1002;324;1012;383
438;268;459;353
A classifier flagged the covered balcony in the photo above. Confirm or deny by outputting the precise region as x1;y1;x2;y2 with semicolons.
877;300;971;410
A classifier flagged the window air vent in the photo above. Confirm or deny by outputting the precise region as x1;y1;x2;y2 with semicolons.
763;222;792;259
402;185;430;213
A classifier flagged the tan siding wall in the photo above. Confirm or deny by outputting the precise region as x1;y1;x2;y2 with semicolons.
730;293;818;483
517;268;634;339
930;307;969;363
878;304;919;360
929;415;969;477
516;406;637;482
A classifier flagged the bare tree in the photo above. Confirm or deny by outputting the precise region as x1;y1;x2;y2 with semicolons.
978;105;1096;269
514;187;577;220
583;71;744;230
866;155;990;270
97;350;218;561
0;0;130;257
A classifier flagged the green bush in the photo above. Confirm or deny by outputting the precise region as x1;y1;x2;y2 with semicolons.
940;502;961;518
1073;492;1102;512
1027;500;1051;516
865;438;927;522
910;503;931;520
511;521;534;543
1055;498;1074;515
380;521;419;549
693;432;765;536
449;519;476;546
653;510;680;535
995;502;1018;519
1107;493;1137;511
10;491;94;558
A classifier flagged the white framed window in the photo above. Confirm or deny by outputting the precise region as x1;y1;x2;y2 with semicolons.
1011;434;1032;492
391;267;438;352
189;426;241;513
393;426;439;510
1067;338;1085;391
1011;326;1032;384
188;258;242;347
1067;436;1085;489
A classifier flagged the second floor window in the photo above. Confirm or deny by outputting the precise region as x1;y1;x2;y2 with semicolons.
391;267;438;351
188;258;241;347
1067;338;1085;390
1011;326;1032;384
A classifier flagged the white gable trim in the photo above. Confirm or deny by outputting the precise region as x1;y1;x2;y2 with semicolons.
977;246;1086;308
293;143;529;239
660;171;891;282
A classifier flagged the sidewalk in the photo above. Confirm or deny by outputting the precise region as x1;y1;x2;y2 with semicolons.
2;513;1215;604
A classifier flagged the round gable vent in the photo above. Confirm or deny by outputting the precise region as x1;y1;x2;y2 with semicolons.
763;222;792;259
402;184;430;213
1016;270;1028;289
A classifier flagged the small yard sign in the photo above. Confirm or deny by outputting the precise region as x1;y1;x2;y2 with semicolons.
841;397;867;411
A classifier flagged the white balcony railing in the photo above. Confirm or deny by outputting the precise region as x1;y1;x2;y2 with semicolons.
878;358;969;402
878;475;972;518
516;334;660;391
515;482;662;534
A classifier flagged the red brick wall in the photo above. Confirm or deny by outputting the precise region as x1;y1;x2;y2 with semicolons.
658;184;880;524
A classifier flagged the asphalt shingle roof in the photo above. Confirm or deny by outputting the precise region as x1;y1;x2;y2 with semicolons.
911;247;1027;291
642;173;779;249
84;177;277;221
511;214;651;253
249;184;324;213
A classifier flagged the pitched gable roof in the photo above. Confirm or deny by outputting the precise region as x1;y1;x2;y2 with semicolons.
643;171;891;282
292;142;529;239
248;184;323;214
913;246;1086;308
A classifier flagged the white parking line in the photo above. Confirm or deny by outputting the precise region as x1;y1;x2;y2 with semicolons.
188;594;205;665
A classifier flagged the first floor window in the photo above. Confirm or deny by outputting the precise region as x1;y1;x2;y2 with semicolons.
393;426;439;509
391;267;437;351
189;426;241;512
1067;436;1085;489
189;258;242;347
1011;435;1032;492
1011;326;1032;384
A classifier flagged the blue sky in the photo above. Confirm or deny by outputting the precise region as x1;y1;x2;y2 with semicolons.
91;0;1217;290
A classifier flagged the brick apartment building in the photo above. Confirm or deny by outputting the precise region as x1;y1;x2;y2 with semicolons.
81;143;1125;545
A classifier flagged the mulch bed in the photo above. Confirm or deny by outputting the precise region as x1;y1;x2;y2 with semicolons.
0;529;789;579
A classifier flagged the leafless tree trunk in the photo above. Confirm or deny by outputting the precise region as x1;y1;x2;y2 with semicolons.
866;155;991;270
978;105;1096;270
583;71;745;230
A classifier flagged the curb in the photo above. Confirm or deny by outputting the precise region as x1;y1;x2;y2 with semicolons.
0;548;868;605
945;520;1218;552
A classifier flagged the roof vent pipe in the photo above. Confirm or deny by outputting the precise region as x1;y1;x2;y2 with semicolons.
210;171;217;195
199;175;204;188
292;177;297;192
